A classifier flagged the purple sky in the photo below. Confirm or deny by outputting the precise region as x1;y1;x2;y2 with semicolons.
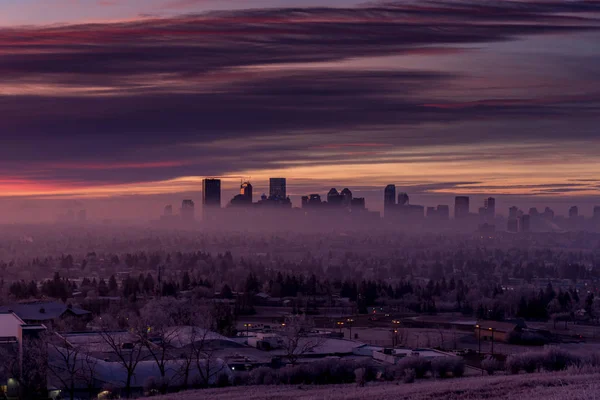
1;0;600;221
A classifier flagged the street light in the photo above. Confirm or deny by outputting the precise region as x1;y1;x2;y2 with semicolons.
476;324;481;354
346;318;354;339
489;327;494;355
244;323;252;339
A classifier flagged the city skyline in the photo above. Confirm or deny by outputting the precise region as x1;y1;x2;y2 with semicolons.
1;1;600;222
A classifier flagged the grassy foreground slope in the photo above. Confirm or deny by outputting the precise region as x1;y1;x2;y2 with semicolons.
149;372;600;400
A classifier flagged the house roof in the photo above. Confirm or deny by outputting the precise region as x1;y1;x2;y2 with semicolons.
0;301;90;321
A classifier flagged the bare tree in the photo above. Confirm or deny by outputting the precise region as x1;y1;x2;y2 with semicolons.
281;314;323;365
96;314;148;398
172;310;228;389
135;298;192;393
46;331;84;400
0;335;48;400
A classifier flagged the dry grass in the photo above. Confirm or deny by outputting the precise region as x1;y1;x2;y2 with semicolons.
147;371;600;400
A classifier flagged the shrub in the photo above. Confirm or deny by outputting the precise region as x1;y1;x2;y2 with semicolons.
506;354;523;374
232;371;250;386
451;358;465;377
431;357;465;378
402;368;416;384
354;368;366;387
481;356;503;375
397;356;431;379
431;357;451;378
216;372;231;387
541;348;581;371
249;366;276;385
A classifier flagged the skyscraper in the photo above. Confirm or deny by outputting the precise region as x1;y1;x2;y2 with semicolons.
519;214;531;232
181;200;195;221
594;206;600;221
509;206;519;219
384;184;396;217
240;181;253;203
484;197;496;219
202;178;221;208
454;196;470;219
269;178;286;200
327;188;343;206
437;205;450;220
397;192;409;206
569;206;579;219
341;188;353;207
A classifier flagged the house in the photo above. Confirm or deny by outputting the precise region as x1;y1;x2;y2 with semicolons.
0;312;47;400
474;320;524;343
0;301;91;327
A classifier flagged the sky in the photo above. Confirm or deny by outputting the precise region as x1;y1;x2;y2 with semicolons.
1;0;600;221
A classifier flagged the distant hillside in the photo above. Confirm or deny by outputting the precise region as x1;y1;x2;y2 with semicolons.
147;371;600;400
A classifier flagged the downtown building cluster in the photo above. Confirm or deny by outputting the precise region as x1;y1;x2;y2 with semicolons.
159;179;600;232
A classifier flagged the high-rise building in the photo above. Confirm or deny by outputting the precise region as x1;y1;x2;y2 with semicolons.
594;206;600;221
384;184;396;216
351;197;365;210
240;181;253;203
327;188;343;206
507;218;519;233
398;192;409;206
454;196;470;219
269;178;287;200
181;199;195;221
202;178;221;208
341;188;353;207
484;197;496;219
437;205;450;220
543;207;555;220
301;196;309;208
519;214;531;232
427;207;437;218
509;206;519;219
569;206;579;219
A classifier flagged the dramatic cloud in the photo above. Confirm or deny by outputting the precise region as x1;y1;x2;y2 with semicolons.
0;0;599;214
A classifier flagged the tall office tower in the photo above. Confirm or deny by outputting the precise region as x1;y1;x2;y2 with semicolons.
426;207;437;218
181;200;195;221
164;205;173;216
327;188;343;206
269;178;287;200
507;218;519;233
202;178;221;208
341;188;353;207
484;197;496;218
351;197;366;210
454;196;470;219
594;206;600;221
301;196;309;208
437;205;450;220
240;181;253;203
569;206;579;218
543;207;555;220
519;214;531;232
384;184;396;211
509;206;519;219
398;192;409;206
308;194;322;207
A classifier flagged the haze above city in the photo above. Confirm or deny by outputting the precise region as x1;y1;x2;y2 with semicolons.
1;0;600;222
